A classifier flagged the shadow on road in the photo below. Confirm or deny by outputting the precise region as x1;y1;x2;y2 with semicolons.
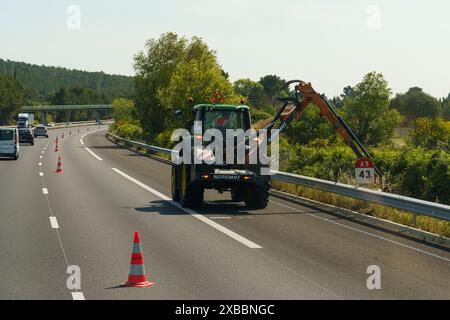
133;199;313;217
105;285;130;290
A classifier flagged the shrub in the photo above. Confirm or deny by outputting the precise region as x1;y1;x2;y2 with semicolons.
112;123;143;141
409;117;450;150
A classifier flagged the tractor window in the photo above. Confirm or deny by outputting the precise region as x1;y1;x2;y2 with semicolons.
203;111;247;131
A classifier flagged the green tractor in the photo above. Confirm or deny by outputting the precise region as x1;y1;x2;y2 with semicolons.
171;94;271;209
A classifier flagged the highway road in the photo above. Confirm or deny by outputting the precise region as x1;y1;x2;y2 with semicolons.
0;126;449;300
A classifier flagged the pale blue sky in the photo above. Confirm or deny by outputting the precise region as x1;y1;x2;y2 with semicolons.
1;0;449;97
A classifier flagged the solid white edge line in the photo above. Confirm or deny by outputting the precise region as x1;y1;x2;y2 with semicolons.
84;147;103;161
112;168;262;249
49;216;59;229
42;188;48;195
71;292;85;300
269;200;450;263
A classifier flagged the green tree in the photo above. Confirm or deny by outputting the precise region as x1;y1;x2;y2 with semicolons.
409;117;450;150
259;75;286;106
0;73;24;125
162;37;238;128
113;98;138;124
442;93;450;120
390;87;441;124
134;32;188;138
134;33;237;137
285;106;334;145
341;72;403;146
233;79;265;107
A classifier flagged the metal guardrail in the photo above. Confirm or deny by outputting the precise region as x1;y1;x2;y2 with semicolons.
2;120;114;130
107;133;173;155
106;133;450;222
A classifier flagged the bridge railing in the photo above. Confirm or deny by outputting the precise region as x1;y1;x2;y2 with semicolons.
106;132;450;222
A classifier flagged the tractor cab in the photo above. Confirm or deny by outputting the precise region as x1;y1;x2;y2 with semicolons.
192;104;251;135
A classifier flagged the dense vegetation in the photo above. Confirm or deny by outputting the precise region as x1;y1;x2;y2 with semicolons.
112;32;449;207
0;58;134;104
0;73;24;125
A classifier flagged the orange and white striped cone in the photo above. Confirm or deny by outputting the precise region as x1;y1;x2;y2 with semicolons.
55;142;59;153
125;231;155;288
56;156;63;173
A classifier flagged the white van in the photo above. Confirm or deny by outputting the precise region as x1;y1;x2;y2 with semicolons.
0;128;20;160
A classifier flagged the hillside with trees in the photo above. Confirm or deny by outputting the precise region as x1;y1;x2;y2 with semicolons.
0;58;134;103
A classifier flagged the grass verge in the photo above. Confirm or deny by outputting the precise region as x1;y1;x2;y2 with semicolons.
272;180;450;238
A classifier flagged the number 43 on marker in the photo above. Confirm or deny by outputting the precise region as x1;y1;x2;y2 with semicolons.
355;158;375;184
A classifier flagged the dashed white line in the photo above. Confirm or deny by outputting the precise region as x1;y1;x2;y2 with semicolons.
71;292;85;300
49;216;59;229
84;147;103;161
112;168;262;249
39;162;42;166
39;172;44;177
42;188;49;195
80;139;84;145
40;156;43;159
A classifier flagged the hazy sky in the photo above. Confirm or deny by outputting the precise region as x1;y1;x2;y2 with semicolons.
1;0;449;97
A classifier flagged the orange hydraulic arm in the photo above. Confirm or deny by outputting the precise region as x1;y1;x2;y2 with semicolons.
264;80;382;177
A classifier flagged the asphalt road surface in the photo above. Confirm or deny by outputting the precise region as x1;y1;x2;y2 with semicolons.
0;126;448;300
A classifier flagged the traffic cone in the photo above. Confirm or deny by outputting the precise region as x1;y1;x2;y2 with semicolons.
56;156;63;173
69;130;72;135
125;231;155;288
62;132;64;139
55;142;59;152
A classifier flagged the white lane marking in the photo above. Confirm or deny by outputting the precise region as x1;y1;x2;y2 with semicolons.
39;162;42;166
210;217;232;220
40;156;43;159
42;188;49;195
112;168;262;249
269;200;450;263
71;292;85;300
80;138;84;145
84;147;103;161
39;172;44;177
41;151;44;154
49;216;59;229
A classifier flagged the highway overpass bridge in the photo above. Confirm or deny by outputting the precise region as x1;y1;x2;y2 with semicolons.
21;105;113;124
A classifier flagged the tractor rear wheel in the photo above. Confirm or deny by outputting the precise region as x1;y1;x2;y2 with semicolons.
180;164;204;208
171;165;180;202
244;179;270;209
231;187;245;202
